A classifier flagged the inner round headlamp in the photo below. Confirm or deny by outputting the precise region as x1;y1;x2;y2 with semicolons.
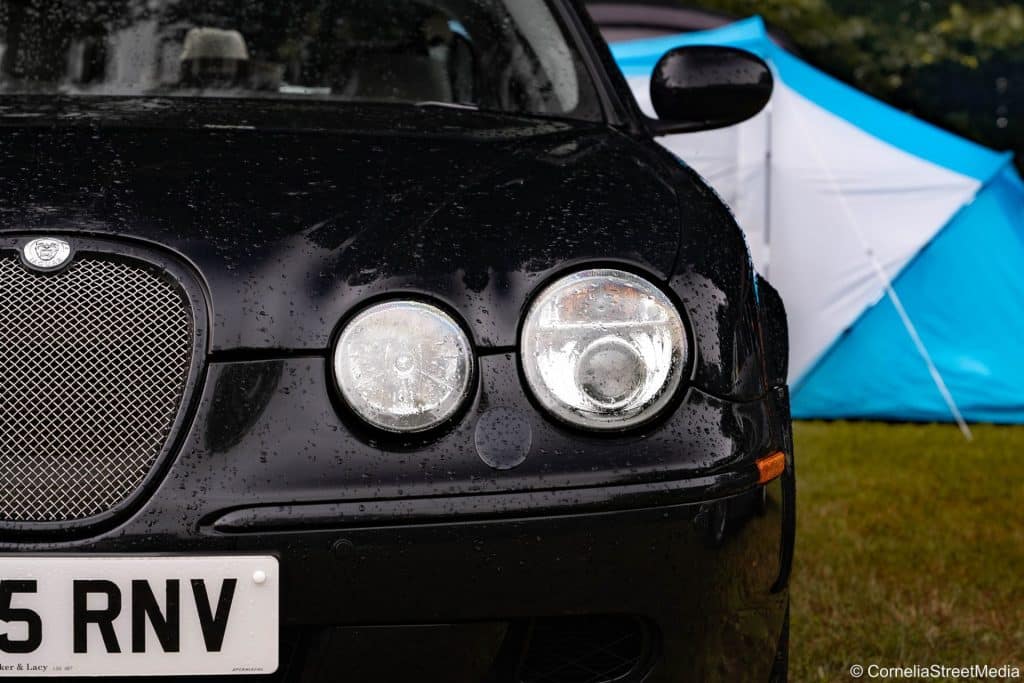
333;301;473;433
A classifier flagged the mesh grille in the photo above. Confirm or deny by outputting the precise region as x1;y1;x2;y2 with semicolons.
520;617;649;683
0;253;194;523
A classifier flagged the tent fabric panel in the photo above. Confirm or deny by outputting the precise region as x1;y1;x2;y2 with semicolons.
623;71;984;381
767;82;983;380
767;47;1007;184
792;165;1024;423
611;16;772;74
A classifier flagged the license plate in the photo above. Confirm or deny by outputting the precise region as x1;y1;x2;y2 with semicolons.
0;556;278;677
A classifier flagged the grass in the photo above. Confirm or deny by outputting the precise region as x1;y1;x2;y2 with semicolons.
791;422;1024;681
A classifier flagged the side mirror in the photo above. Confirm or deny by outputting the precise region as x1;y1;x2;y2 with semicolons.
649;46;773;135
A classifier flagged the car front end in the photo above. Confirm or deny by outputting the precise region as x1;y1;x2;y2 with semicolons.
0;1;792;681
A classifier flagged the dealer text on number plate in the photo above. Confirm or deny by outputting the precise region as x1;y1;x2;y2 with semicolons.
0;556;278;677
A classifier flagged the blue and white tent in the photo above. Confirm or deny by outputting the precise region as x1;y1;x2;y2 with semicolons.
609;17;1024;428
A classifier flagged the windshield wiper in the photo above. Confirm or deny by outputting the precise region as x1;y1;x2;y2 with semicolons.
414;101;480;111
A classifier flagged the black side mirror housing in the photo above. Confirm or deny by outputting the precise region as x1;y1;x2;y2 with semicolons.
649;46;773;135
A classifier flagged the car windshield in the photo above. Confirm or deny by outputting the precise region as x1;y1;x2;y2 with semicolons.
0;0;602;120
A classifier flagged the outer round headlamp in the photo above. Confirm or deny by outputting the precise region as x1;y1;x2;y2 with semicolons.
521;269;687;430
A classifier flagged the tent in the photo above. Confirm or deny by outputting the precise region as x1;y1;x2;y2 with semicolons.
608;17;1024;428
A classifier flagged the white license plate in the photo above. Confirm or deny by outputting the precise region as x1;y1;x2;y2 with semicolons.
0;556;278;677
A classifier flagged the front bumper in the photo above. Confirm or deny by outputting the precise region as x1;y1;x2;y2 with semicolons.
1;356;794;682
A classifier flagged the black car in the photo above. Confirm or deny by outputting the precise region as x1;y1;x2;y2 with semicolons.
0;1;792;681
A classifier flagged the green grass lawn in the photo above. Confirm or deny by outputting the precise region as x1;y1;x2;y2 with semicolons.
791;422;1024;681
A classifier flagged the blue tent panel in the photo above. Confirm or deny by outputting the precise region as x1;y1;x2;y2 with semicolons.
793;165;1024;423
611;16;772;71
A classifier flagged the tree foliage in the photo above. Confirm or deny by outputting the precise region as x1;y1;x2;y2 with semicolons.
677;0;1023;165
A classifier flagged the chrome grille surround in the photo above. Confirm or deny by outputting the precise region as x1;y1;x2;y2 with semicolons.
0;238;201;526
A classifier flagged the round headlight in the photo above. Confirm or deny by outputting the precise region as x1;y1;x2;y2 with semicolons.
521;269;687;430
334;301;473;433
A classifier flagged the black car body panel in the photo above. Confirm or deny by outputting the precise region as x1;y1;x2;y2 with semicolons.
0;1;792;680
0;97;768;401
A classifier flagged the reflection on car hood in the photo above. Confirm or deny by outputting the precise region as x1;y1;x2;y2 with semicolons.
0;98;683;351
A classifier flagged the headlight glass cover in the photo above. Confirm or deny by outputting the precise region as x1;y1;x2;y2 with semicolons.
521;269;687;430
334;301;473;433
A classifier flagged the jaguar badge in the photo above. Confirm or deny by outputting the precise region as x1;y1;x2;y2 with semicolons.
22;238;73;272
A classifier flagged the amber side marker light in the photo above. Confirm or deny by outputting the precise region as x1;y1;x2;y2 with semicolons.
756;451;786;485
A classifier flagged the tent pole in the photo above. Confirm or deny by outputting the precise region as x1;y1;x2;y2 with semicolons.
866;258;974;441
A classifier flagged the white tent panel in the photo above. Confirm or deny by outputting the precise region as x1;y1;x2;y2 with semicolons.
626;77;982;379
768;83;982;378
